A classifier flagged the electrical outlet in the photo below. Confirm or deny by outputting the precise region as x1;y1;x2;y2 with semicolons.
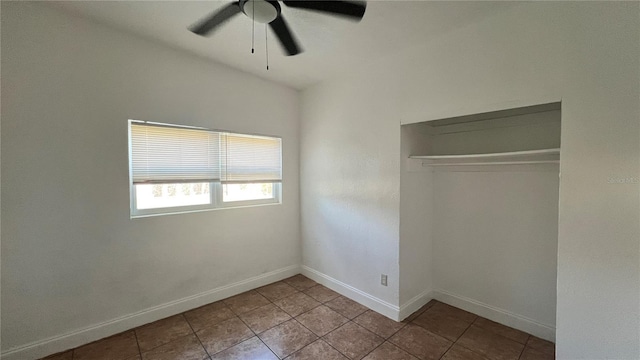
381;274;388;286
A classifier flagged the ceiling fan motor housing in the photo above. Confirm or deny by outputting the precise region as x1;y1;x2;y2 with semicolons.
240;0;281;24
190;0;366;56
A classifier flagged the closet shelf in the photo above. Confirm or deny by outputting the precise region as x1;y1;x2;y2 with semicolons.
409;148;560;166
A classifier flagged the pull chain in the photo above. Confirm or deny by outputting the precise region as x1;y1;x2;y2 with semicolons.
265;24;270;70
251;0;255;53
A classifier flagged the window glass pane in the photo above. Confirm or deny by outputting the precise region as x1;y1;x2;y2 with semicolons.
136;183;210;209
223;183;274;202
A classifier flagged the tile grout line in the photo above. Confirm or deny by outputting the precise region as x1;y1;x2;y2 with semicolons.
438;315;478;359
132;328;143;359
289;284;351;358
472;318;532;345
390;306;457;360
364;317;411;359
285;291;352;359
319;320;358;359
265;279;309;359
241;291;278;358
356;323;393;360
238;303;293;335
182;312;213;359
516;335;531;360
458;320;531;358
130;312;212;356
254;285;310;359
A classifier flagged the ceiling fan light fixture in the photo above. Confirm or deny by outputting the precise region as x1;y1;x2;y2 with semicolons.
240;0;280;24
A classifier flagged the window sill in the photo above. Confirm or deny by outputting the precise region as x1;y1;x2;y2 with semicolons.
130;200;282;219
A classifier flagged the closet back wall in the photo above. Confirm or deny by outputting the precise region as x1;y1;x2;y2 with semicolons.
432;170;559;332
1;2;300;357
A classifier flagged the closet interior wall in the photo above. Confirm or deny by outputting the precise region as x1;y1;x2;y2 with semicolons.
400;104;561;341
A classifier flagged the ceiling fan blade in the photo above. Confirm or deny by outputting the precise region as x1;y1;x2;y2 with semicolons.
269;16;302;56
282;1;366;20
189;2;242;36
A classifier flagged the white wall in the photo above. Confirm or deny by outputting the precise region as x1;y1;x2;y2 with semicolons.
432;169;559;336
301;2;639;359
300;71;402;307
399;124;432;310
1;2;300;357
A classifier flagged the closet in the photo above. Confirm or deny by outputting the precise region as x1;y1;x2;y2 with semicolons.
400;102;560;342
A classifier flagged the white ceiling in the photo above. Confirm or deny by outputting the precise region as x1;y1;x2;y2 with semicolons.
48;1;512;90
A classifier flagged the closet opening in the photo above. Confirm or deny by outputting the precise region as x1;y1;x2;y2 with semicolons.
400;102;560;342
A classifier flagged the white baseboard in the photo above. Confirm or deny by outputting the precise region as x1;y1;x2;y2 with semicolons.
300;266;401;321
398;290;434;320
1;265;300;360
433;289;556;342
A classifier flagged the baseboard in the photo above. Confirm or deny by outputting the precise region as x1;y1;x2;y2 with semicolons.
433;289;556;342
300;266;401;320
1;264;300;360
398;289;434;320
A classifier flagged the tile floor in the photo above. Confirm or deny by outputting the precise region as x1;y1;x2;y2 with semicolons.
42;275;555;360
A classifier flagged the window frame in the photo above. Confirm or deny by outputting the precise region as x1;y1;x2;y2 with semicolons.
128;120;282;218
218;182;282;208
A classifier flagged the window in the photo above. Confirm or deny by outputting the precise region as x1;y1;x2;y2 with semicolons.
129;120;282;217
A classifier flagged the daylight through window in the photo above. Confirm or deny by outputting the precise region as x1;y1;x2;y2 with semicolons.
129;120;282;216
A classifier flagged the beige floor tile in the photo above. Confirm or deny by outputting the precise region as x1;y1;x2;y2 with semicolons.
224;290;271;315
520;345;555;360
430;303;477;323
388;324;452;360
258;319;318;358
140;334;207;360
256;281;300;301
41;350;73;360
239;303;292;333
73;331;140;360
473;317;529;344
274;292;322;317
526;337;555;357
304;285;340;303
296;305;349;336
210;336;278;360
456;325;524;360
441;344;488;360
284;275;318;291
362;342;419;360
354;310;405;338
196;317;254;355
403;300;438;323
287;340;348;360
135;315;193;352
412;304;475;341
325;296;368;319
184;301;235;332
53;280;549;360
323;322;384;360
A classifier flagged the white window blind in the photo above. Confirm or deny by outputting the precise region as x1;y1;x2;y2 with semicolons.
221;133;282;184
130;123;221;184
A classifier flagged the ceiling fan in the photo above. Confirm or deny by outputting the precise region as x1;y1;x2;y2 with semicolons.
189;0;367;56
